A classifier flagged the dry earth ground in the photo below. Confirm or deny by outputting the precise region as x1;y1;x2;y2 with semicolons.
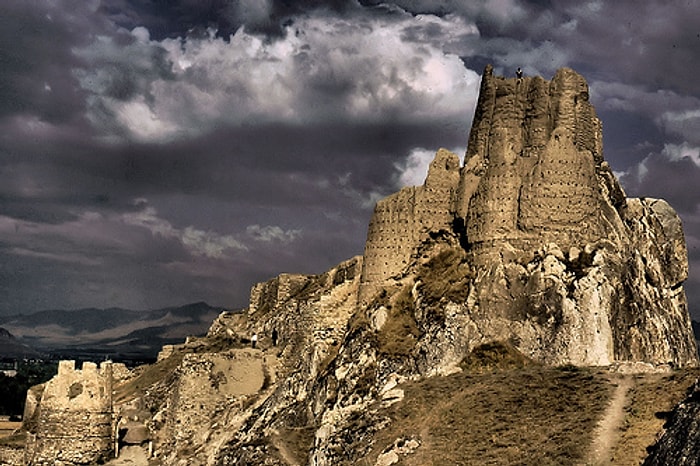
0;422;20;439
366;366;700;466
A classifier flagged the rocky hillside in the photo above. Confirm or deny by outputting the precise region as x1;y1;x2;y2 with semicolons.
644;378;700;465
3;66;699;466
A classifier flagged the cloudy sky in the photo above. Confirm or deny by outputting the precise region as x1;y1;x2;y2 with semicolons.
1;0;699;319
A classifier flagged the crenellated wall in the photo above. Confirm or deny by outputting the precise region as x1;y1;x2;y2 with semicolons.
25;360;113;465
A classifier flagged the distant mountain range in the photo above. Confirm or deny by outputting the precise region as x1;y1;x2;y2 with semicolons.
0;327;41;359
0;302;230;361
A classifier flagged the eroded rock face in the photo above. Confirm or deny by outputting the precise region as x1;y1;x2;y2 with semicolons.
644;380;700;466
358;65;697;369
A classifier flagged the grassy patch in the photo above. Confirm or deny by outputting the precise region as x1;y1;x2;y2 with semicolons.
377;286;421;358
460;341;537;374
610;368;700;465
318;341;341;376
347;309;372;339
363;366;700;466
368;366;614;465
417;248;472;308
113;352;184;403
271;426;316;465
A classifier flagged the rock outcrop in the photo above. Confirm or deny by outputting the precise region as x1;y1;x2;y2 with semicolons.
643;379;700;466
360;65;696;369
13;66;699;466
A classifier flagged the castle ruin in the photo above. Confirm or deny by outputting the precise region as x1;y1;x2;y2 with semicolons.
359;66;697;368
24;361;114;465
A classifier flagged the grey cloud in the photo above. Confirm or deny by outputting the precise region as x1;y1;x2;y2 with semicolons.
246;225;302;243
621;152;700;215
72;12;478;142
547;1;700;95
100;0;365;40
0;1;100;124
74;33;175;102
2;0;700;318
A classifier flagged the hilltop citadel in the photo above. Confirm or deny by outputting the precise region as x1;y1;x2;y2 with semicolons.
1;66;698;466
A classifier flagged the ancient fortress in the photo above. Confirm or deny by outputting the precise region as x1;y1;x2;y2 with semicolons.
3;66;698;465
361;66;615;298
360;65;696;368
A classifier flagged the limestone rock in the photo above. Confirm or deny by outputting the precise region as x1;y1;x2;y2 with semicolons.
644;379;700;465
358;65;697;369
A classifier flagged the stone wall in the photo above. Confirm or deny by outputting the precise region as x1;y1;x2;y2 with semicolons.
247;256;363;375
459;67;609;263
359;148;460;302
249;273;311;316
25;361;113;465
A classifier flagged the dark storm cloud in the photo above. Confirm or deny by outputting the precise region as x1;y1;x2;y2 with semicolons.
91;121;469;199
2;0;699;319
0;0;477;316
0;1;100;124
99;0;365;40
621;152;700;217
99;0;249;39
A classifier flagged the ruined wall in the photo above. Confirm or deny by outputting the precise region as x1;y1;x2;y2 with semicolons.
249;256;363;375
157;350;266;463
459;67;609;262
248;273;311;316
191;257;365;464
359;148;460;302
353;65;696;369
26;361;113;465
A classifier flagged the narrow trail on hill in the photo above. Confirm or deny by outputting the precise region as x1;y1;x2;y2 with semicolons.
588;375;634;465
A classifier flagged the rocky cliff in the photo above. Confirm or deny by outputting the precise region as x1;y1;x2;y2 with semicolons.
7;66;698;465
360;65;696;369
644;379;700;465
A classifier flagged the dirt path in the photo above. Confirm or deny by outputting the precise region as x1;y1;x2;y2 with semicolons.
104;445;149;465
271;432;300;466
588;375;634;465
